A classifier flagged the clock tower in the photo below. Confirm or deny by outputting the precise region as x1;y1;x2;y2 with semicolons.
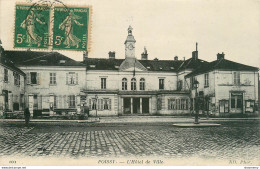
124;26;136;58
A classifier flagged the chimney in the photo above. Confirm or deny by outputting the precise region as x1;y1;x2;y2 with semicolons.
174;56;178;61
192;42;198;60
83;51;88;62
141;46;148;60
109;51;115;59
217;52;225;60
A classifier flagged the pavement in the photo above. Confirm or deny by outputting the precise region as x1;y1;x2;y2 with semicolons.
0;117;259;165
1;116;260;124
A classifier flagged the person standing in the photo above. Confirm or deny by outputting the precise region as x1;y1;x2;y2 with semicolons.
82;103;89;120
24;108;30;127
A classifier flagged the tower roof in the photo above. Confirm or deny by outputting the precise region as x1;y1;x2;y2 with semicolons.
124;25;136;44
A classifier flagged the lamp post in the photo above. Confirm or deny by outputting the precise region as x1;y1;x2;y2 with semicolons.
193;80;199;124
95;94;98;119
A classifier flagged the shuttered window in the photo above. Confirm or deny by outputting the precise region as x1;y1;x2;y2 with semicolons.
66;72;78;85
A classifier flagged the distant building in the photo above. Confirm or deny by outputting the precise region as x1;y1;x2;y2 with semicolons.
0;26;259;117
4;51;86;117
185;52;259;116
0;44;25;115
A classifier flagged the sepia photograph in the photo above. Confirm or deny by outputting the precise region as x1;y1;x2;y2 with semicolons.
0;0;259;167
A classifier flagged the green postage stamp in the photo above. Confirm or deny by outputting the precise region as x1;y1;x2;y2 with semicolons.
14;3;91;51
53;6;90;51
14;4;50;49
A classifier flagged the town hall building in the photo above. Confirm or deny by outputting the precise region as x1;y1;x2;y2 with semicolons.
0;26;259;117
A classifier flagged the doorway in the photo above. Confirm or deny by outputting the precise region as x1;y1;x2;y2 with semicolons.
231;93;243;113
123;98;131;114
142;98;149;113
133;98;140;114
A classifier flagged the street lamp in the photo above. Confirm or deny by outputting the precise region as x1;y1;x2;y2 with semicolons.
95;94;98;119
193;80;199;124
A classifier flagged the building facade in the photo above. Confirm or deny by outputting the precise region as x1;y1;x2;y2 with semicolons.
83;26;193;116
0;26;259;117
4;51;86;117
185;53;259;116
0;46;25;116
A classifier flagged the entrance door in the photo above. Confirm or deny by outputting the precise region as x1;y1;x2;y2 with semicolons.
133;98;140;114
231;93;243;113
2;90;8;110
142;98;149;113
123;98;131;114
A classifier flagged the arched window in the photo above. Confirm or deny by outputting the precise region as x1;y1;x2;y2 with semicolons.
131;78;136;90
140;78;145;90
122;78;127;90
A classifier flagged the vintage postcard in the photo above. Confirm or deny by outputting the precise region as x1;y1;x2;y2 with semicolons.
0;0;259;168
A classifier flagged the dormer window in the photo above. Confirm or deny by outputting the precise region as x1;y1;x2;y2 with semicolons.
147;66;150;69
59;60;66;64
160;67;163;70
170;67;174;70
90;65;96;68
115;66;119;69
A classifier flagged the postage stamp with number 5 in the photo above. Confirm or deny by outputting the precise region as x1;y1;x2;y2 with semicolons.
53;6;90;51
14;4;50;49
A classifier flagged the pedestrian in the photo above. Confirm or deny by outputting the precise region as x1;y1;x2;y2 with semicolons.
82;103;89;120
24;107;30;127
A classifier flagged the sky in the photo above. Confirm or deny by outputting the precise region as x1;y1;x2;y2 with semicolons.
0;0;260;68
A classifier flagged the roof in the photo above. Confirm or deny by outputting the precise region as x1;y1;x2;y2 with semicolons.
84;58;185;72
119;58;147;71
4;50;85;67
185;58;259;78
84;58;124;70
177;58;208;71
0;55;25;75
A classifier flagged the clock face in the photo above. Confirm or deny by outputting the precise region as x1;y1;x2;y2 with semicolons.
128;44;134;50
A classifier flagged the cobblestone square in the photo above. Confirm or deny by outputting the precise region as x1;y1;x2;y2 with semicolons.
0;119;259;163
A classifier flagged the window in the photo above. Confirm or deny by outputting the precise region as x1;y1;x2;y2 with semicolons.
101;78;106;89
89;99;97;110
159;79;164;90
103;98;111;110
27;72;40;85
168;99;176;110
176;99;180;110
157;98;162;110
31;72;37;84
14;72;20;86
140;78;145;90
50;73;56;85
54;96;57;108
190;77;196;89
33;94;38;110
219;100;229;113
233;72;240;85
68;95;75;108
20;94;24;110
231;93;243;109
177;80;183;91
131;78;136;90
4;69;8;82
122;78;127;90
66;72;78;85
204;73;209;87
181;99;188;110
